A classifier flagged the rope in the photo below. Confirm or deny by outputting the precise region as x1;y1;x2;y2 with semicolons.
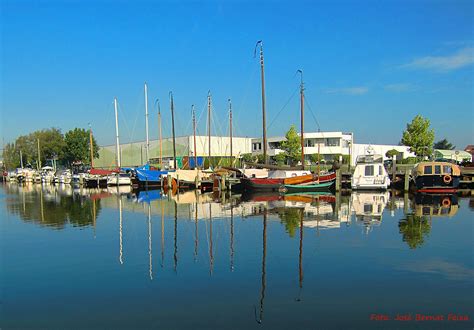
267;85;299;130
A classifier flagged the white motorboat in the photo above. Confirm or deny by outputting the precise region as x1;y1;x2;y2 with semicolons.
107;173;132;186
351;151;390;190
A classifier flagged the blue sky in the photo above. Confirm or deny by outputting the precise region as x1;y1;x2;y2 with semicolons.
1;0;473;148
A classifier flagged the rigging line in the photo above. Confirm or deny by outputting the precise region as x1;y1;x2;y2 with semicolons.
267;85;299;130
304;98;321;132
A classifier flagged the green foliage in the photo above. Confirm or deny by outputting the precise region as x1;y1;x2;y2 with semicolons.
342;154;350;164
241;153;254;163
64;128;99;165
398;213;431;249
278;125;302;166
277;208;303;237
310;153;321;164
433;138;455;150
401;115;435;159
256;153;266;164
2;143;20;169
385;149;399;158
274;152;286;165
400;157;418;164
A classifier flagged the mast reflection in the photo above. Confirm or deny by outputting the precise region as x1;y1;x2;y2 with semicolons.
255;210;267;324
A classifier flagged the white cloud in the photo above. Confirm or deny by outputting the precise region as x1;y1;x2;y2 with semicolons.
402;47;474;72
384;83;418;92
324;86;369;95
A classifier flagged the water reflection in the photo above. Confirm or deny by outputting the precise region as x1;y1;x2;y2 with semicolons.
2;183;473;329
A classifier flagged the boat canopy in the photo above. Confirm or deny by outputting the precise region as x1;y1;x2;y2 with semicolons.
355;154;383;164
434;149;472;162
414;161;461;176
89;168;119;176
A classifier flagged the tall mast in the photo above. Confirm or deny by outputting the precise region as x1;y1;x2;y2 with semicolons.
114;97;121;168
144;82;150;163
255;40;268;164
156;100;163;169
89;124;94;168
20;150;23;169
37;138;41;170
229;98;233;166
192;105;198;169
170;92;177;169
298;70;305;169
207;91;211;167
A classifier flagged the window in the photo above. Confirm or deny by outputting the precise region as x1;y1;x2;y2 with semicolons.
379;165;383;175
434;165;441;174
365;165;374;176
364;204;373;213
443;165;452;174
424;166;432;175
326;138;340;147
305;139;314;147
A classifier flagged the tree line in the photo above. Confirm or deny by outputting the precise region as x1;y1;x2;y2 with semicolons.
2;127;100;170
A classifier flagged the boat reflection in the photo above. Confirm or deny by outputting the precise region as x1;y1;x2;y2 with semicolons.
351;191;389;234
413;193;459;218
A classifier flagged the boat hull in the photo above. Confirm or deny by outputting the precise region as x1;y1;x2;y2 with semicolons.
241;172;336;191
415;175;460;192
283;181;334;193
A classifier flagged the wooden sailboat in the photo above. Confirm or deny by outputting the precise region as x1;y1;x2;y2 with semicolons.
241;60;335;191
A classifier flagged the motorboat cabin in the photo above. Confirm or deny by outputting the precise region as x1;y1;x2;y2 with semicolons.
412;161;460;193
351;154;390;190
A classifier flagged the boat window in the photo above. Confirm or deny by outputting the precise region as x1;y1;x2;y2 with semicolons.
443;165;452;174
424;166;432;175
365;165;374;176
422;207;431;215
379;165;383;175
363;204;373;213
434;165;441;174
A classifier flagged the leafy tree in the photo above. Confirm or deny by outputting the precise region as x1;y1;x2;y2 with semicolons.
256;153;266;164
385;149;399;159
278;125;302;166
2;143;21;169
398;213;431;249
433;138;455;150
401;115;435;159
241;153;254;163
64;128;99;165
274;152;286;165
310;153;321;164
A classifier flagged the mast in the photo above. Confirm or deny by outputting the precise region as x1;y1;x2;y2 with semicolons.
192;105;198;169
89;124;94;168
229;98;233;166
230;203;234;272
37;138;41;170
173;201;178;272
114;97;121;168
157;100;163;169
20;150;23;169
194;201;198;261
118;196;123;265
298;70;305;169
148;203;153;280
257;210;267;324
298;209;304;300
170;92;177;169
209;203;213;275
144;82;150;163
207;91;211;168
255;40;268;164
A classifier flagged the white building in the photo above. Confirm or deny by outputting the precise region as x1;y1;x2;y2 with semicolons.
252;131;354;162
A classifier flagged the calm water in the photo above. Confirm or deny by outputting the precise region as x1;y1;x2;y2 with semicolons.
1;183;473;329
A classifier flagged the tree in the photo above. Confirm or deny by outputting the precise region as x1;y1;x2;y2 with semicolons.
277;208;303;237
401;115;435;159
64;128;99;165
274;152;286;165
385;149;399;159
310;153;321;164
241;153;254;163
278;125;302;166
434;138;455;150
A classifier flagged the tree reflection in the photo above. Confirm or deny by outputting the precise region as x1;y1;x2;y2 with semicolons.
398;213;431;249
277;208;304;238
7;189;102;229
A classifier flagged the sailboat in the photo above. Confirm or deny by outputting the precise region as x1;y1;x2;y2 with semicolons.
85;124;116;188
134;83;169;187
241;44;336;192
107;97;132;186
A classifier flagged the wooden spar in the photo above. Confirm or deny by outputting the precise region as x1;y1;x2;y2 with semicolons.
20;150;23;169
229;98;233;166
37;138;41;170
207;91;212;167
192;105;198;168
298;209;303;292
170;92;177;169
255;40;268;165
157;100;163;169
144;82;149;163
298;70;305;169
89;124;94;168
114;97;121;168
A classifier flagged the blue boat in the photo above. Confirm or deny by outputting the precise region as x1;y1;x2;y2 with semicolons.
135;164;169;187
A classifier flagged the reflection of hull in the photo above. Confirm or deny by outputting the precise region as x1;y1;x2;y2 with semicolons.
351;191;389;230
414;193;459;217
